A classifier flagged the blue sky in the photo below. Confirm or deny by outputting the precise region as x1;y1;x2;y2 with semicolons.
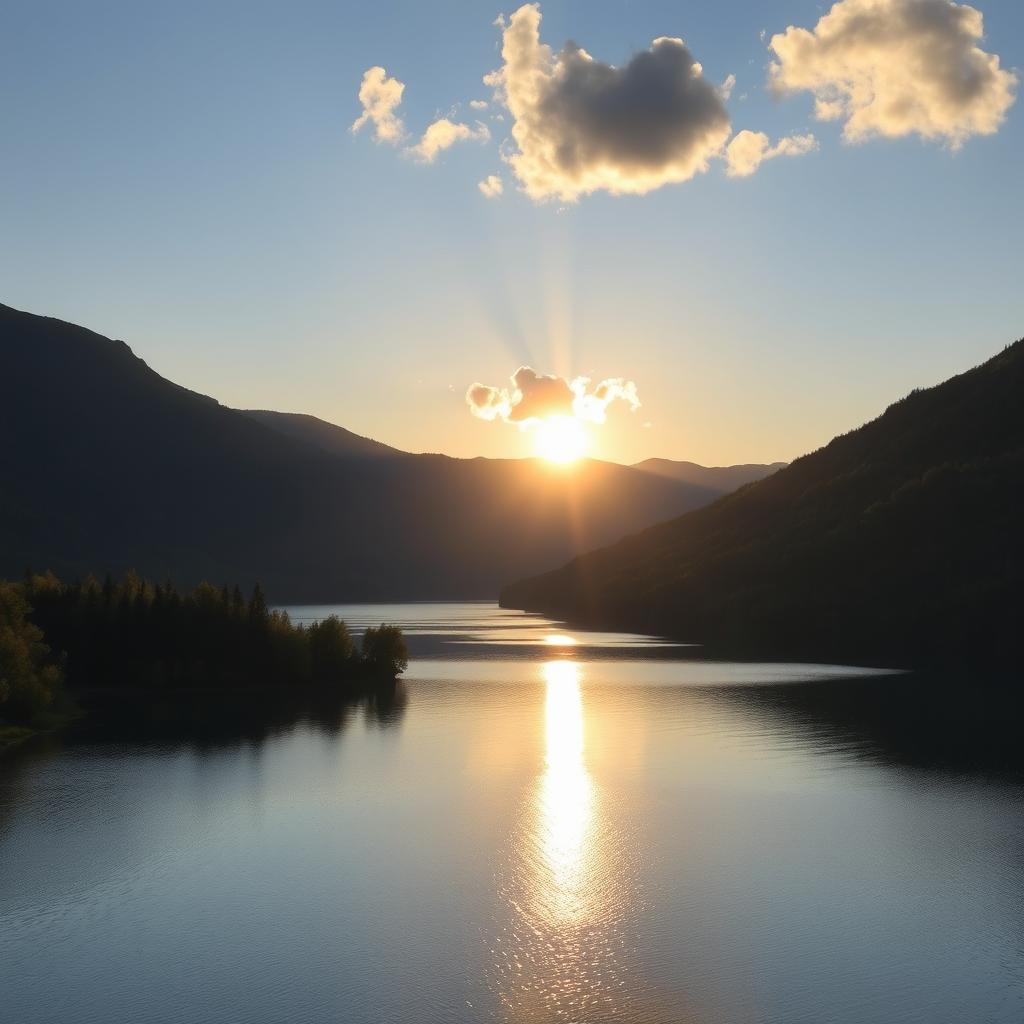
2;0;1021;464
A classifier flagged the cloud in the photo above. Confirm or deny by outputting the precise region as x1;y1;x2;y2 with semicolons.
407;118;490;163
352;67;406;143
486;3;732;201
768;0;1017;148
467;366;640;425
466;382;516;422
478;174;504;197
720;73;737;101
470;99;489;110
726;129;819;176
573;377;641;423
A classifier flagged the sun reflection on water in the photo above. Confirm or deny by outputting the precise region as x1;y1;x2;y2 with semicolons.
489;659;642;1021
536;660;593;923
544;633;578;647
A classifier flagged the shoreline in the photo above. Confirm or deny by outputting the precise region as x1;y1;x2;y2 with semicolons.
0;709;81;756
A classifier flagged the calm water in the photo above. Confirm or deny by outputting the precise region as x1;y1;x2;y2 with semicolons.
2;602;1023;1023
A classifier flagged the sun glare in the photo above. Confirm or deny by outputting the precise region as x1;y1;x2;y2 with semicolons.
534;416;589;464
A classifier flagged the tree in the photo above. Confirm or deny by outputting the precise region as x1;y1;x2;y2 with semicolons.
0;582;62;722
361;624;409;679
308;616;355;680
248;583;269;628
16;570;407;695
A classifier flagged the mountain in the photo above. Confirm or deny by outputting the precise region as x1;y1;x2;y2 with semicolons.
0;303;755;600
633;458;785;492
501;339;1024;668
240;410;406;459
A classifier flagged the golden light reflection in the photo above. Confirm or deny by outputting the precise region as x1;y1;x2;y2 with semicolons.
544;633;577;647
537;659;593;922
489;659;641;1021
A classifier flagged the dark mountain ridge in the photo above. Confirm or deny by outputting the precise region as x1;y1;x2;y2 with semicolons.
501;338;1024;668
0;303;769;600
633;458;786;492
240;409;405;459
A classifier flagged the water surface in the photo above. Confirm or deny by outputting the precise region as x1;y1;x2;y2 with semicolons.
2;602;1022;1023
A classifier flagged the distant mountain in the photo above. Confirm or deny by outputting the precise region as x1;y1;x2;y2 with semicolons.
0;303;757;600
633;458;785;492
501;339;1024;668
241;410;406;459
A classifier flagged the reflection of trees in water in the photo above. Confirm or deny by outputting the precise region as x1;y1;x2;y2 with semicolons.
50;679;409;753
708;673;1024;780
362;679;409;727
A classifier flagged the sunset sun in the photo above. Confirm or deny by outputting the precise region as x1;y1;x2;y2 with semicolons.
534;416;589;464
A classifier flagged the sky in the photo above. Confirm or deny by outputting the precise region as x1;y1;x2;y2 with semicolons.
2;0;1022;466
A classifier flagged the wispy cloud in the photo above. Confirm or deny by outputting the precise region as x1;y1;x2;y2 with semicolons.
351;67;406;144
478;174;504;198
726;130;818;177
408;118;490;163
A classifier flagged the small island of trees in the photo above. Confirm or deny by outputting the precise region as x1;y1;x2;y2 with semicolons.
0;572;408;750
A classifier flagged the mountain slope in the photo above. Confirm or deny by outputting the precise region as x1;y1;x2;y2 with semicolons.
501;339;1024;667
241;409;406;459
633;458;785;492
0;303;738;600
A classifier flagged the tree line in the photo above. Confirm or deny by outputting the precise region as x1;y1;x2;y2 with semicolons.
0;571;408;727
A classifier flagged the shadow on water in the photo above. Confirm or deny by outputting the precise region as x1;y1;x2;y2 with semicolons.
26;681;409;755
711;670;1024;780
0;683;410;831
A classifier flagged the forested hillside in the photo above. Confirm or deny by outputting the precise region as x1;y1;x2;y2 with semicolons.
502;339;1024;668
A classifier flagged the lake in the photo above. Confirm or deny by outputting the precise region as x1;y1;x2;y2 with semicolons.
1;602;1022;1023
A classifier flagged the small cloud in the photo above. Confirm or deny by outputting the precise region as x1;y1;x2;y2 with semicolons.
467;366;640;426
470;99;489;110
486;4;731;201
725;129;818;177
352;67;406;144
720;73;737;101
573;377;641;424
768;0;1017;148
407;118;490;163
478;174;504;198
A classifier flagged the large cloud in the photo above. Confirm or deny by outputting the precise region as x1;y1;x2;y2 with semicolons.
408;118;491;163
352;67;406;144
726;130;819;177
467;366;640;425
486;4;732;200
768;0;1017;148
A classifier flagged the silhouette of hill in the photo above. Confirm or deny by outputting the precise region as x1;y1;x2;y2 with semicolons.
0;303;754;600
241;410;405;459
501;339;1024;668
633;458;785;492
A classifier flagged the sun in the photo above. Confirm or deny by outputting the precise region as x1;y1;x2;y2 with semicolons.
534;416;589;464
